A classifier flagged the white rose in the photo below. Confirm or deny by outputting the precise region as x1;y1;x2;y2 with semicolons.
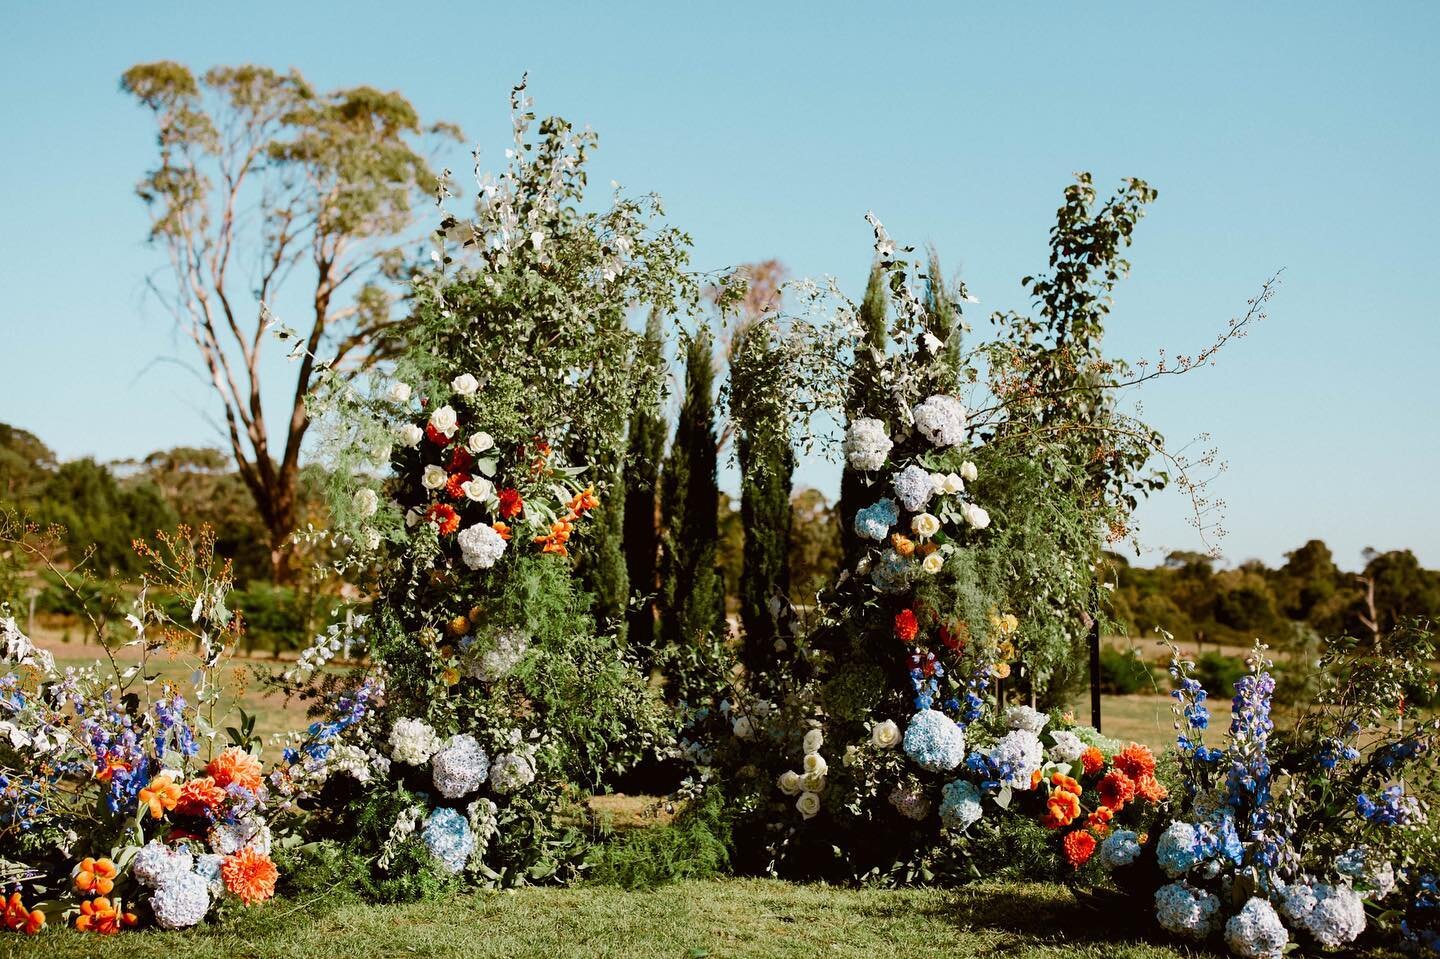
467;431;495;454
802;729;824;755
732;716;753;739
429;405;459;438
363;528;382;551
462;477;494;502
940;472;965;495
796;791;822;819
800;771;827;793
422;465;448;490
353;488;379;518
802;752;828;777
911;513;940;539
962;502;990;530
871;719;901;749
451;373;479;396
388;382;412;403
371;442;393;465
922;552;945;575
960;461;978;482
398;423;424;448
405;507;424;528
777;770;802;796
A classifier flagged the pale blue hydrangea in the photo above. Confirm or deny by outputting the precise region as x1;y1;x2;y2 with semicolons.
149;870;210;930
1225;897;1289;959
1048;729;1086;764
132;840;194;888
432;733;489;799
903;709;966;772
1281;882;1366;949
1156;821;1202;878
1099;830;1142;869
939;779;983;830
892;464;937;513
1005;705;1049;735
423;806;475;874
870;548;910;593
1154;881;1221;939
194;853;225;898
854;498;900;541
1337;845;1396;897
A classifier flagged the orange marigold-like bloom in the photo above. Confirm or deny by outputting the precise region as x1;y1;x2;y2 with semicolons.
1080;746;1105;776
894;609;919;644
175;775;228;817
568;485;599;514
1063;829;1097;867
207;746;264;793
1114;742;1157;780
1085;805;1114;836
1098;769;1137;811
1050;773;1082;795
1135;773;1169;803
491;522;512;540
427;503;460;535
221;847;278;906
74;896;136;935
4;893;45;935
1030;768;1043;790
890;533;916;557
138;774;181;819
74;857;119;895
1042;790;1082;829
496;488;524;519
445;472;471;500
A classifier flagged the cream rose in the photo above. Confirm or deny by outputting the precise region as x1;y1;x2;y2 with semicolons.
800;771;827;793
802;752;828;777
422;465;448;490
795;791;822;819
802;728;824;755
777;770;802;796
398;423;424;448
871;719;901;749
451;373;479;396
962;502;990;530
461;477;494;502
466;431;495;454
429;405;459;438
911;513;940;539
353;488;379;518
939;472;965;495
960;461;978;482
922;552;945;575
388;382;412;403
732;716;754;739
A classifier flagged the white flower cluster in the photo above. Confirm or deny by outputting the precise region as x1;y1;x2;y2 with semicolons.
1224;897;1289;959
389;717;442;766
1155;881;1221;939
458;523;508;570
1;616;54;674
780;727;828;818
892;464;937;513
489;752;537;794
133;841;211;930
871;719;901;749
132;840;194;888
1048;729;1086;764
467;798;501;860
1278;882;1366;950
464;629;529;682
285;611;368;682
911;394;967;447
208;814;271;856
377;806;423;872
1005;705;1049;735
986;729;1044;789
843;418;893;471
432;733;490;799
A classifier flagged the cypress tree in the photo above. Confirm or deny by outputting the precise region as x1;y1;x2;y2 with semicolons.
923;248;963;393
622;309;668;657
659;327;726;660
730;320;795;675
838;262;890;566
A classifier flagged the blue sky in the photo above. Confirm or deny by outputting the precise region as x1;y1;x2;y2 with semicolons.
1;1;1436;569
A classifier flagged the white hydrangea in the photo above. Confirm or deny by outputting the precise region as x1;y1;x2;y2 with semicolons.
194;854;225;898
389;717;442;766
488;752;536;795
987;729;1044;789
208;815;271;856
1224;897;1289;959
1284;883;1366;950
843;418;893;471
1154;881;1221;939
458;523;508;570
149;871;210;930
132;840;194;888
1048;729;1086;764
465;628;530;682
431;733;490;799
892;464;938;513
911;394;967;446
1005;705;1049;735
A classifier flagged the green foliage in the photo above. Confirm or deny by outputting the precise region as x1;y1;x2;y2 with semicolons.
1189;650;1247;698
587;787;732;889
838;262;888;567
622;311;669;659
1098;645;1158;695
32;458;177;575
787;488;841;608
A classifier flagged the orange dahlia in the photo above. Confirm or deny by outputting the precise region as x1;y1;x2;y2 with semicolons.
1135;773;1169;803
1080;746;1105;776
1114;742;1157;780
427;503;460;535
445;472;471;500
206;746;264;793
138;773;181;819
73;857;118;895
175;775;228;816
1098;769;1137;811
1063;829;1097;867
221;847;278;906
497;487;524;519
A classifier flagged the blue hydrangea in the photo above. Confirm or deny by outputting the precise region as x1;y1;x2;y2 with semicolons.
854;498;900;541
1156;821;1202;878
903;709;966;772
1099;830;1142;869
149;870;210;930
939;779;983;830
423;806;475;874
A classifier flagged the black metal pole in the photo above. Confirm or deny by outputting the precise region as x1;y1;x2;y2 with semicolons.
1088;582;1102;732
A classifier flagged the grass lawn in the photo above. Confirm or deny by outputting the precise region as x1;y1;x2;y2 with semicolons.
3;878;1247;959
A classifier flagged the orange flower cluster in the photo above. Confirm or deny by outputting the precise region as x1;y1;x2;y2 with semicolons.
3;893;44;936
175;776;228;817
207;747;264;793
445;471;471;500
221;847;278;906
74;857;118;896
1043;788;1082;829
428;503;461;535
534;486;599;556
139;774;181;819
1080;746;1104;776
74;896;136;935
